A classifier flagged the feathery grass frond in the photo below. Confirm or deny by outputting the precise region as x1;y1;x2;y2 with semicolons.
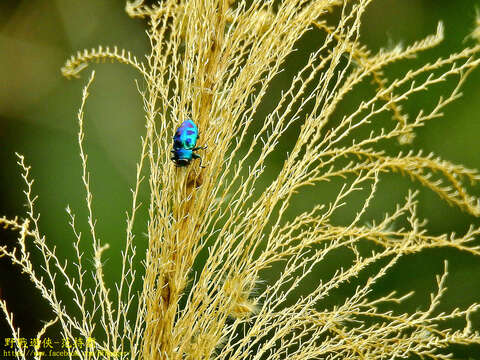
3;1;480;359
61;45;146;78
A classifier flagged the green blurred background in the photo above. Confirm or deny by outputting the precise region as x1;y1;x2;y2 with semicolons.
1;0;480;358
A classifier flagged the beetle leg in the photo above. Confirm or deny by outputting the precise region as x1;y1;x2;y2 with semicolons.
198;155;206;168
192;153;206;168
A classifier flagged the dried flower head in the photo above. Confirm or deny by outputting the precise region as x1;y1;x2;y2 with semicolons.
2;1;480;359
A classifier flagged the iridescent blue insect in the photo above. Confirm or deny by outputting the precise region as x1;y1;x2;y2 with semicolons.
171;119;207;167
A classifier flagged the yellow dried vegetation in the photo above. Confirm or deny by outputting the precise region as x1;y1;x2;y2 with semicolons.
2;0;480;359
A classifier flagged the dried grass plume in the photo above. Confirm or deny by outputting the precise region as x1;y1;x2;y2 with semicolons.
2;0;480;359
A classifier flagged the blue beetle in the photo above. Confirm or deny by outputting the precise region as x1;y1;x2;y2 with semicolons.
171;119;207;167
